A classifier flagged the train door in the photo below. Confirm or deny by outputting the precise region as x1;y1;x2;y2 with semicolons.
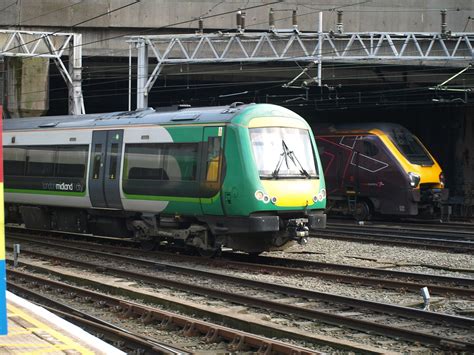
200;126;224;215
88;130;124;209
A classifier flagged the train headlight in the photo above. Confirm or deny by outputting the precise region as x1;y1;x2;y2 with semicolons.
262;194;270;204
320;189;326;199
254;190;264;201
313;189;326;202
271;196;278;204
408;172;421;188
439;172;445;187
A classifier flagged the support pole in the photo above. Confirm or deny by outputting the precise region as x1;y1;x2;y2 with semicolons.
317;12;323;86
0;104;6;335
68;33;85;115
128;42;132;111
337;10;344;33
441;9;447;35
136;40;149;109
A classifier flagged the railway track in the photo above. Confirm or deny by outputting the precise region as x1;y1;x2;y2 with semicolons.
329;222;474;240
7;269;317;355
8;232;474;298
6;233;474;352
8;278;189;354
314;223;474;253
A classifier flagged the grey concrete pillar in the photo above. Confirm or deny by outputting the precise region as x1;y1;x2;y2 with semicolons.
5;57;49;118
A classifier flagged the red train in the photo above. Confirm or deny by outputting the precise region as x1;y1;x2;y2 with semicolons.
314;123;448;220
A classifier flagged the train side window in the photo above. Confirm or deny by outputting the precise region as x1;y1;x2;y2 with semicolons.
124;144;164;180
4;146;26;176
26;146;55;177
206;137;221;182
56;145;88;178
163;143;198;181
362;140;379;157
92;144;102;179
109;143;118;179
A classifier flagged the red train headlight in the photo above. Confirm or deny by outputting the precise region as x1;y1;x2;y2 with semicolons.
439;172;445;187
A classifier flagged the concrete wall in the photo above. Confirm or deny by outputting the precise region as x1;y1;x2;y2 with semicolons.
5;57;49;118
1;0;473;56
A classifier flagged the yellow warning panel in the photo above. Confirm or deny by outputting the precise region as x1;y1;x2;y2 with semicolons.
1;304;94;354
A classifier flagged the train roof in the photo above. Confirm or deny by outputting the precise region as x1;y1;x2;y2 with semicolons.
313;122;412;135
3;103;303;131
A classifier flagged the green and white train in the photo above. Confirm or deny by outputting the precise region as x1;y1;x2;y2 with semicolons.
3;103;326;255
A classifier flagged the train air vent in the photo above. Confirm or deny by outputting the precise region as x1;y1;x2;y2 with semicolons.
171;112;200;121
229;101;245;108
38;121;59;128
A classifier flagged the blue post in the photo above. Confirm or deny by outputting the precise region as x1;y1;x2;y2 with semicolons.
0;105;7;334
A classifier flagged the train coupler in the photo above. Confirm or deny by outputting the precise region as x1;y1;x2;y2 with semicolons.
297;236;308;245
287;219;309;244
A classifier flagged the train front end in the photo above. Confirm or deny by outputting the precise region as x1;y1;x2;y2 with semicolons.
379;126;449;217
221;104;326;253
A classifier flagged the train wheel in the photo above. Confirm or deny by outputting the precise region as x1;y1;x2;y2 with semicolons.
353;200;372;221
197;246;221;258
140;239;158;251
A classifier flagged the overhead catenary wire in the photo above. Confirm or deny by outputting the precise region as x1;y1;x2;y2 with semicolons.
15;0;87;25
0;0;17;13
8;60;473;100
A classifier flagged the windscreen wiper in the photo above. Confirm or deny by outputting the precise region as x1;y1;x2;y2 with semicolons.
272;140;312;178
272;140;289;178
285;142;311;178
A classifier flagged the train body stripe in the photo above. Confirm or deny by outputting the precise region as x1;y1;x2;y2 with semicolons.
5;188;86;197
248;116;309;129
124;192;220;204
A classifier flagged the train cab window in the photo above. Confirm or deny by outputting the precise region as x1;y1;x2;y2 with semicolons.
250;127;318;178
206;137;221;182
109;143;119;179
389;129;434;166
92;144;102;179
26;146;55;177
56;145;88;178
4;147;26;176
361;139;379;157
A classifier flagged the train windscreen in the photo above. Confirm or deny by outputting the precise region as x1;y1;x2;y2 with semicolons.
388;128;434;166
249;127;318;178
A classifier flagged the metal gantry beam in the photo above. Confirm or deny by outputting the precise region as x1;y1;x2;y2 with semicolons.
128;31;474;109
0;29;84;115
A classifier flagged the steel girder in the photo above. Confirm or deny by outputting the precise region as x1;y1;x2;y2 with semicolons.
128;31;474;109
0;29;84;115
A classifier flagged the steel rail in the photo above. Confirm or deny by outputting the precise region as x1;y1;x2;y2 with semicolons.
8;232;474;297
328;223;474;240
221;254;474;296
312;229;474;253
7;269;318;355
8;281;188;355
6;244;474;351
224;252;474;287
